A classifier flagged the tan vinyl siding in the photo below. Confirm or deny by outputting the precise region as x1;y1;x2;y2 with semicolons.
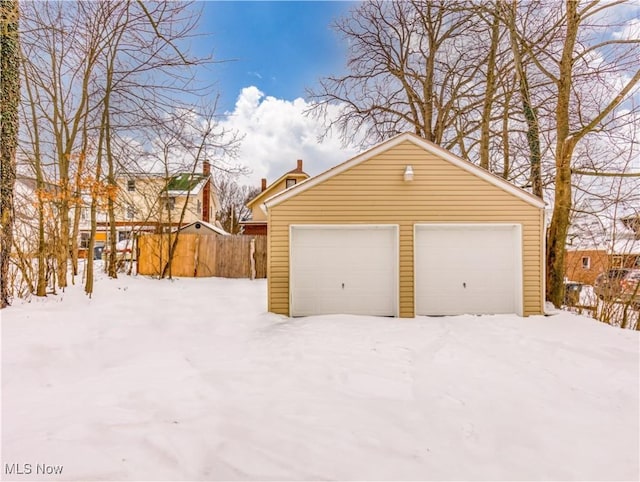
268;140;544;317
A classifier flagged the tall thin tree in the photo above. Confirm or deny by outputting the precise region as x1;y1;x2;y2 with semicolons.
0;0;20;308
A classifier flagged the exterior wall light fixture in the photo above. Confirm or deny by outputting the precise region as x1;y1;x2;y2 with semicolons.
404;165;414;182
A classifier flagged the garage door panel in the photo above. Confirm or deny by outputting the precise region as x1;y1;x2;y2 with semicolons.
415;224;521;316
290;226;397;317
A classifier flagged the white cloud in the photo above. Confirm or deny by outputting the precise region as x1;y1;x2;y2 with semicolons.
612;17;640;40
220;86;358;186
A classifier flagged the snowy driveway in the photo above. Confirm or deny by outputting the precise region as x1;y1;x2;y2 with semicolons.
2;275;639;480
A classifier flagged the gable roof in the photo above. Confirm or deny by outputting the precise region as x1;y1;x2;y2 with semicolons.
175;220;229;236
246;165;309;209
264;132;546;210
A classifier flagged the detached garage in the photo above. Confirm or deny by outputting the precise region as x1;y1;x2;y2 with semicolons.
264;133;545;317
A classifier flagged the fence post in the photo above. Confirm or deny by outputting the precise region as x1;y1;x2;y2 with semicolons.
250;237;256;280
194;234;200;277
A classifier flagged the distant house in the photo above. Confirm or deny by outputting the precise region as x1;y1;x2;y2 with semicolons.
161;161;220;226
239;160;309;235
565;215;640;285
565;246;611;286
13;176;60;256
78;160;223;256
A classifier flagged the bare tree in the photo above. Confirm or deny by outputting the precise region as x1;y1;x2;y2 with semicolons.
15;1;239;298
534;0;640;307
215;173;260;234
308;0;553;189
155;107;240;279
19;1;111;293
308;0;488;149
499;0;544;198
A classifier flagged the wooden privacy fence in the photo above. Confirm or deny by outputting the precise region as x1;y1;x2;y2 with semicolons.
137;234;267;279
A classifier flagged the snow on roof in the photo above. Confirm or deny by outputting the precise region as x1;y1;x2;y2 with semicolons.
176;220;229;236
567;234;640;254
165;173;207;196
610;236;640;255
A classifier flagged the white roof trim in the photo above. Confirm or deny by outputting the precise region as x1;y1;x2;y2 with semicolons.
264;133;545;210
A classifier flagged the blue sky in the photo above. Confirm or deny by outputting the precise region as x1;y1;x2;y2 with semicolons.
198;1;355;113
188;1;640;187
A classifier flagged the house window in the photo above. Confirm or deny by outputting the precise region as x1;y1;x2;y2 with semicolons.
581;256;590;269
126;203;135;220
611;255;623;268
164;197;175;211
127;180;136;192
286;178;296;188
80;232;90;249
118;231;131;242
80;208;88;221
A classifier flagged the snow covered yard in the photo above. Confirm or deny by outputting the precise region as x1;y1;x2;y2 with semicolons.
2;272;639;481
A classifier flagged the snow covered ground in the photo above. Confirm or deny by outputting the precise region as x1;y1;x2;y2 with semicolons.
2;269;639;481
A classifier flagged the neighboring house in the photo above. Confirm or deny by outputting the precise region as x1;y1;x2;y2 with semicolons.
12;176;58;255
160;160;220;226
240;159;309;235
78;160;222;256
264;133;545;318
13;176;109;260
565;247;610;286
565;233;640;286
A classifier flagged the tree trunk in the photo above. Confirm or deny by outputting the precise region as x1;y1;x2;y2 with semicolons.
546;144;574;306
70;151;86;278
36;199;46;296
105;91;118;279
546;0;579;307
0;0;20;308
503;0;542;198
479;8;500;171
85;110;107;297
501;83;513;179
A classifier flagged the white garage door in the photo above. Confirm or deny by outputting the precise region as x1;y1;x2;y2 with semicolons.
290;225;398;316
415;224;522;316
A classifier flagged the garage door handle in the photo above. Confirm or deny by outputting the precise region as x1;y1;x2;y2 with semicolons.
463;282;466;288
342;283;345;289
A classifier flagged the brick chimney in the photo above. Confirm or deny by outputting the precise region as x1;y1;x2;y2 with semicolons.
296;159;303;172
202;160;211;222
261;178;267;192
